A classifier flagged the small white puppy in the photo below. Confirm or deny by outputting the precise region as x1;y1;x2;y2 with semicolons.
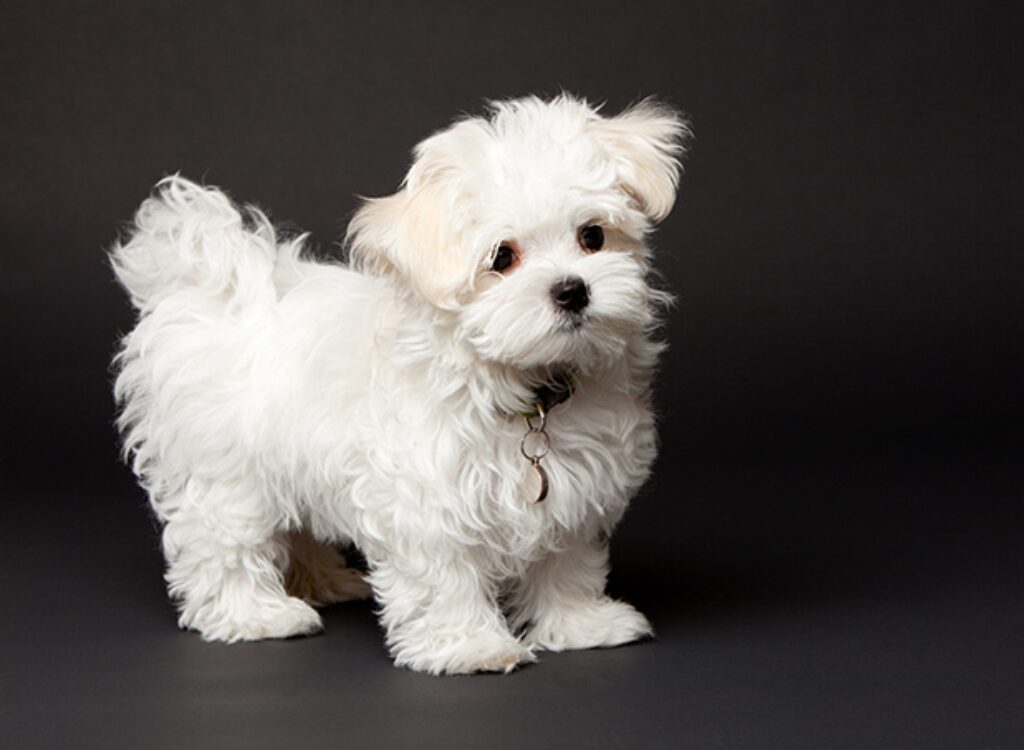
111;95;689;675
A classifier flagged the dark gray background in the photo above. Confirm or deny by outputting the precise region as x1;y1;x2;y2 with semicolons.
1;2;1021;748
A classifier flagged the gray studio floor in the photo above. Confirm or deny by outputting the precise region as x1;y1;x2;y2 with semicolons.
3;451;1021;749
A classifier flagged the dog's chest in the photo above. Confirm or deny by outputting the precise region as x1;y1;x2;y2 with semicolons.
453;398;655;552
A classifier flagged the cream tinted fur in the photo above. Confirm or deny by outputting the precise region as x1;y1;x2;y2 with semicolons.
111;95;689;674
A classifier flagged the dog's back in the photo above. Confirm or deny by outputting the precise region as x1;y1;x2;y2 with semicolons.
110;176;383;516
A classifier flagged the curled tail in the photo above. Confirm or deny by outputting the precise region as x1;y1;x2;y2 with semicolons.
111;175;297;311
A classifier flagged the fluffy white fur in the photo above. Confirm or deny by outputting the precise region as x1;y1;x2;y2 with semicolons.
111;95;689;675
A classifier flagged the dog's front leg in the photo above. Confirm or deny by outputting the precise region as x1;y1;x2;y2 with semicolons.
510;533;652;652
367;547;535;675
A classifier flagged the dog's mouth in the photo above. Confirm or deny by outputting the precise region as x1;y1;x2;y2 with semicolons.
555;311;587;332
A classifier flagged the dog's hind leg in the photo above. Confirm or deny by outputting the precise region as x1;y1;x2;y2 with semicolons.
160;481;323;642
284;529;373;606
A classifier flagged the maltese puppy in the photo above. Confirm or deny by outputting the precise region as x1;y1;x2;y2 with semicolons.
111;95;689;675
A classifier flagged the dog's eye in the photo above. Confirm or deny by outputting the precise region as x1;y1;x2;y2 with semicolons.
491;244;517;273
578;224;604;252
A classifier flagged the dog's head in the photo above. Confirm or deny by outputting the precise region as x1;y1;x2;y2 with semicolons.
347;95;690;372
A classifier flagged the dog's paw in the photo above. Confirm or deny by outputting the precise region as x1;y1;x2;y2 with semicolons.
287;562;373;606
185;596;324;642
524;598;652;652
285;533;374;606
315;566;374;604
450;635;537;675
394;630;536;675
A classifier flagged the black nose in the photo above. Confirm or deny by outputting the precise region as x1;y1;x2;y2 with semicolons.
550;276;589;313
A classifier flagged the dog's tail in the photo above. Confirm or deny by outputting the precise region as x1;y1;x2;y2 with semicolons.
111;175;292;311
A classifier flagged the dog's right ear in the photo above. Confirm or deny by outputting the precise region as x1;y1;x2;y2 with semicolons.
347;189;470;310
347;127;480;311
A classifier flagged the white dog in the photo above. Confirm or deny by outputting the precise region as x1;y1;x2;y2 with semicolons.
111;95;689;675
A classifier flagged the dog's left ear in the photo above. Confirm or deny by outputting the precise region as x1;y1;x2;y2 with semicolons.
592;100;692;223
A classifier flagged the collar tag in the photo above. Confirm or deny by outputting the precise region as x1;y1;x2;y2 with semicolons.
521;402;551;503
514;373;576;503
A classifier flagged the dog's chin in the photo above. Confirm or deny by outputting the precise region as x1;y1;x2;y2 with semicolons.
465;315;634;374
556;313;586;333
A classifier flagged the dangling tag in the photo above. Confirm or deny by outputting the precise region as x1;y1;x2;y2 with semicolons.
530;458;549;503
521;403;551;504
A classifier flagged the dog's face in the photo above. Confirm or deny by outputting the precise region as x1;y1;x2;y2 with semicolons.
348;96;689;372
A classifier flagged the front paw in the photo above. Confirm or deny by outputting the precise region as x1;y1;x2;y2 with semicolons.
392;629;537;675
524;598;653;652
